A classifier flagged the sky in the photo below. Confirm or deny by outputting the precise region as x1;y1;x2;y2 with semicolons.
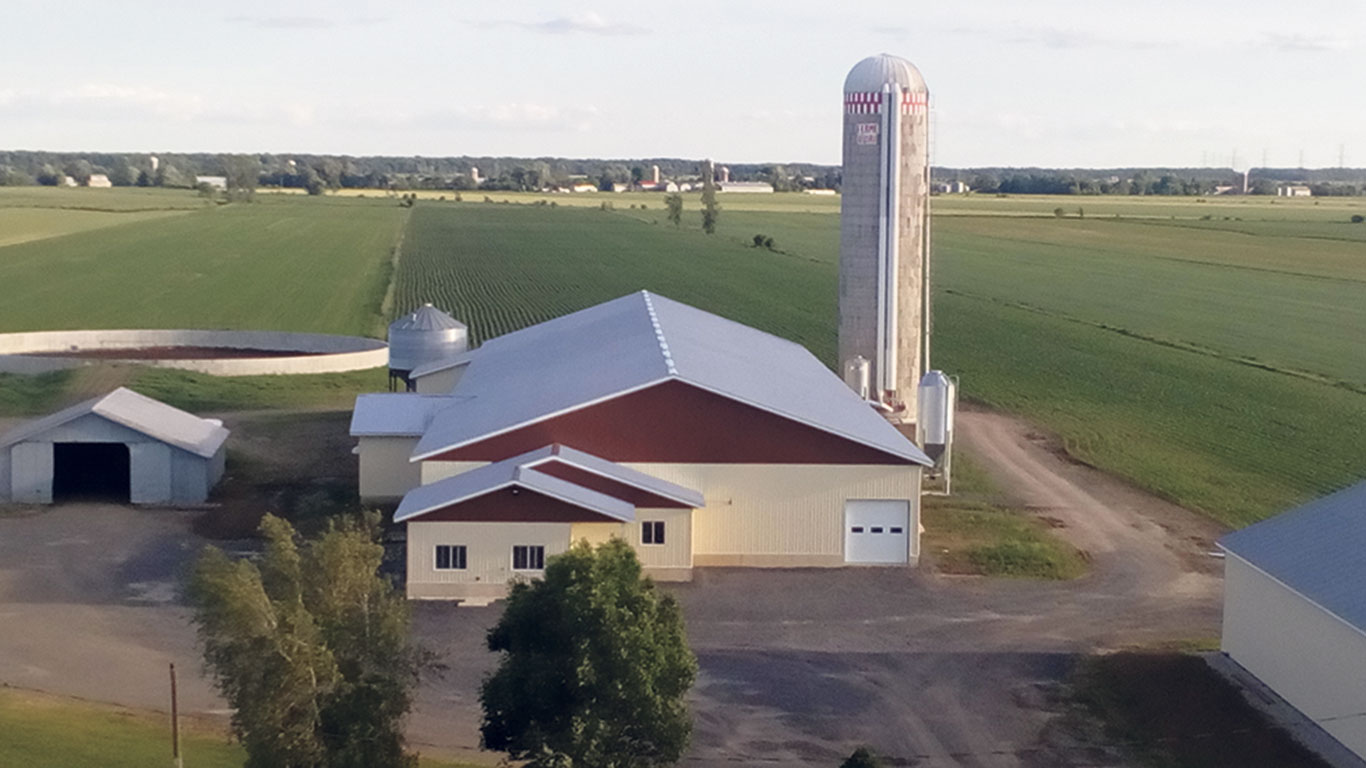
2;0;1364;168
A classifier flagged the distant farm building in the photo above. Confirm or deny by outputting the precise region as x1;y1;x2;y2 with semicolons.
351;291;931;603
1278;185;1313;197
0;388;228;505
718;181;774;194
1219;481;1366;762
86;174;112;188
805;189;837;196
196;175;227;190
570;184;597;193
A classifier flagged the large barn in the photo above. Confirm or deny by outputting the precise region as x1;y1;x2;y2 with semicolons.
351;291;932;602
1219;481;1366;762
0;388;228;506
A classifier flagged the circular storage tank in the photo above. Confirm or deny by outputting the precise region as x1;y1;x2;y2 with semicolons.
388;304;468;386
917;370;954;448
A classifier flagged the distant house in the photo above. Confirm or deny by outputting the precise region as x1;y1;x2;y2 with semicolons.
86;174;112;188
196;176;227;190
60;176;77;187
571;184;597;193
637;181;679;192
1219;481;1366;762
1278;185;1312;197
805;189;837;196
717;181;774;194
612;182;631;193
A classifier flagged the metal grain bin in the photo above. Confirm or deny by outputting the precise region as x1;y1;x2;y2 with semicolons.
388;304;468;390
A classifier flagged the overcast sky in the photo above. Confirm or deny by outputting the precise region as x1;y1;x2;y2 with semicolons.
2;0;1362;167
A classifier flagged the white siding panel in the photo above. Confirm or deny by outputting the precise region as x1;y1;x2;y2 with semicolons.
406;521;570;596
357;436;423;501
10;442;53;503
128;442;172;504
420;460;488;484
1223;553;1366;760
570;507;692;569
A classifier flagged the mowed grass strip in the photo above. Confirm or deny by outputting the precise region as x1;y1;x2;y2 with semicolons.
0;208;192;248
0;196;405;336
0;687;482;768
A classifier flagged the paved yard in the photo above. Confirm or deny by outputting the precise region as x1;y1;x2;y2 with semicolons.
0;408;1225;767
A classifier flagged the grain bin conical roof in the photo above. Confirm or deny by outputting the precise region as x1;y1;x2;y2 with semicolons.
390;303;466;332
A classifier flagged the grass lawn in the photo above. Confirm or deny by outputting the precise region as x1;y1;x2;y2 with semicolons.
921;450;1087;579
0;687;484;768
1072;652;1330;768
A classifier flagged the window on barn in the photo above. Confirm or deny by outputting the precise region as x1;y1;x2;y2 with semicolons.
641;521;666;545
435;545;467;570
512;545;545;571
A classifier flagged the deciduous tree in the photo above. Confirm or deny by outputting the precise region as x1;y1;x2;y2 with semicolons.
480;539;697;768
665;193;683;227
700;160;720;235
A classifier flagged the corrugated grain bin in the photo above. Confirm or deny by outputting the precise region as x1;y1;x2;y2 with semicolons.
388;304;468;387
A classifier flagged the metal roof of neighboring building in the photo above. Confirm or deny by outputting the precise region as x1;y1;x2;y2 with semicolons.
844;53;927;93
395;447;644;524
410;291;931;465
409;349;479;381
1220;481;1366;632
0;387;228;458
349;394;468;437
389;303;466;332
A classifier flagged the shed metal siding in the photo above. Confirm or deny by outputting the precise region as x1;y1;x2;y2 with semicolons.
1223;553;1366;760
171;447;211;504
10;442;53;503
129;442;173;504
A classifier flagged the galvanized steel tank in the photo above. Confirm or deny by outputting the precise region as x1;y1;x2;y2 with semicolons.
838;53;931;422
387;303;468;390
917;370;954;461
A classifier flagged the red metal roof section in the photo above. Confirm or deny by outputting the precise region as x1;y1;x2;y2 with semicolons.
530;459;693;508
412;486;627;524
424;380;915;465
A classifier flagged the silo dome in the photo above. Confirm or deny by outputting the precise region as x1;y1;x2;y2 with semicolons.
387;303;468;389
844;53;927;94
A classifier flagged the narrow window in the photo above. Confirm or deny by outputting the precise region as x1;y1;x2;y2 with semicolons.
642;521;665;545
890;527;904;534
513;545;546;571
435;545;466;570
851;526;864;533
871;527;884;533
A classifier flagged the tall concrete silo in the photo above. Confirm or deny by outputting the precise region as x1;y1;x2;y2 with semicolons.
387;304;468;391
838;53;931;422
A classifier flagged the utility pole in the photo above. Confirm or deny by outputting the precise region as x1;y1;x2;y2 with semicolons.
170;663;183;768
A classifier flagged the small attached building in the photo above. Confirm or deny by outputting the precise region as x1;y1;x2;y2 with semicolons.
1220;481;1366;762
0;388;228;505
352;291;933;602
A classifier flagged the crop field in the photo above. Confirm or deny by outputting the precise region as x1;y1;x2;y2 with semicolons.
0;192;405;337
393;196;1366;525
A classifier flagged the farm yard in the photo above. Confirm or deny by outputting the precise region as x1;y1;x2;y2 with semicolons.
1;187;1364;526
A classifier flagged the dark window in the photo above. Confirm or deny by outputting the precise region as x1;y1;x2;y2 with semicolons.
435;545;467;570
642;521;665;545
513;545;545;571
851;526;864;533
871;527;884;533
890;527;904;534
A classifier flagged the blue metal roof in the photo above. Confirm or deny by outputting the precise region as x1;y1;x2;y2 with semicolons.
410;291;931;465
1220;480;1366;632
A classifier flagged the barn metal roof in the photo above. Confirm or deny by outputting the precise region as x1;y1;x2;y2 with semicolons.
389;303;466;332
411;291;931;465
409;349;478;381
349;394;468;437
520;444;705;508
0;387;228;458
1220;481;1366;632
395;449;641;524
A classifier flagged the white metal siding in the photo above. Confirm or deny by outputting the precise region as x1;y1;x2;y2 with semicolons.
1223;553;1366;759
129;442;172;504
406;521;570;598
414;367;461;394
10;442;53;503
570;507;692;570
357;436;424;501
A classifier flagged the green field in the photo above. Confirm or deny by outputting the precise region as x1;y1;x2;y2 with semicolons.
0;687;478;768
3;188;1364;526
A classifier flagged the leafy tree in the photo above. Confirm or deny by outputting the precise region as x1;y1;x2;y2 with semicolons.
631;166;645;185
0;167;34;186
665;193;683;227
64;159;93;185
188;514;424;768
1352;214;1364;224
840;747;884;768
135;169;151;187
224;155;260;201
700;160;720;235
481;539;697;768
107;161;137;187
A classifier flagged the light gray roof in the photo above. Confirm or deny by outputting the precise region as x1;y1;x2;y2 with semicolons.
395;447;638;524
389;303;466;332
1220;481;1366;632
411;291;931;465
349;394;467;437
0;387;228;458
409;349;478;382
844;53;927;93
521;444;705;508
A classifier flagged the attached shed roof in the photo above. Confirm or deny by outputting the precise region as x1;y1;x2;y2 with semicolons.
0;387;228;458
350;394;468;437
409;349;478;381
1220;481;1366;632
518;444;704;508
411;291;930;465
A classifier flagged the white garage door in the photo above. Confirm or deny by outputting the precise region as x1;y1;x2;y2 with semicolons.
844;500;910;564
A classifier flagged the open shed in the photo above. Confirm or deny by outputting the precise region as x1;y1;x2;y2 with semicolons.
0;388;228;505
